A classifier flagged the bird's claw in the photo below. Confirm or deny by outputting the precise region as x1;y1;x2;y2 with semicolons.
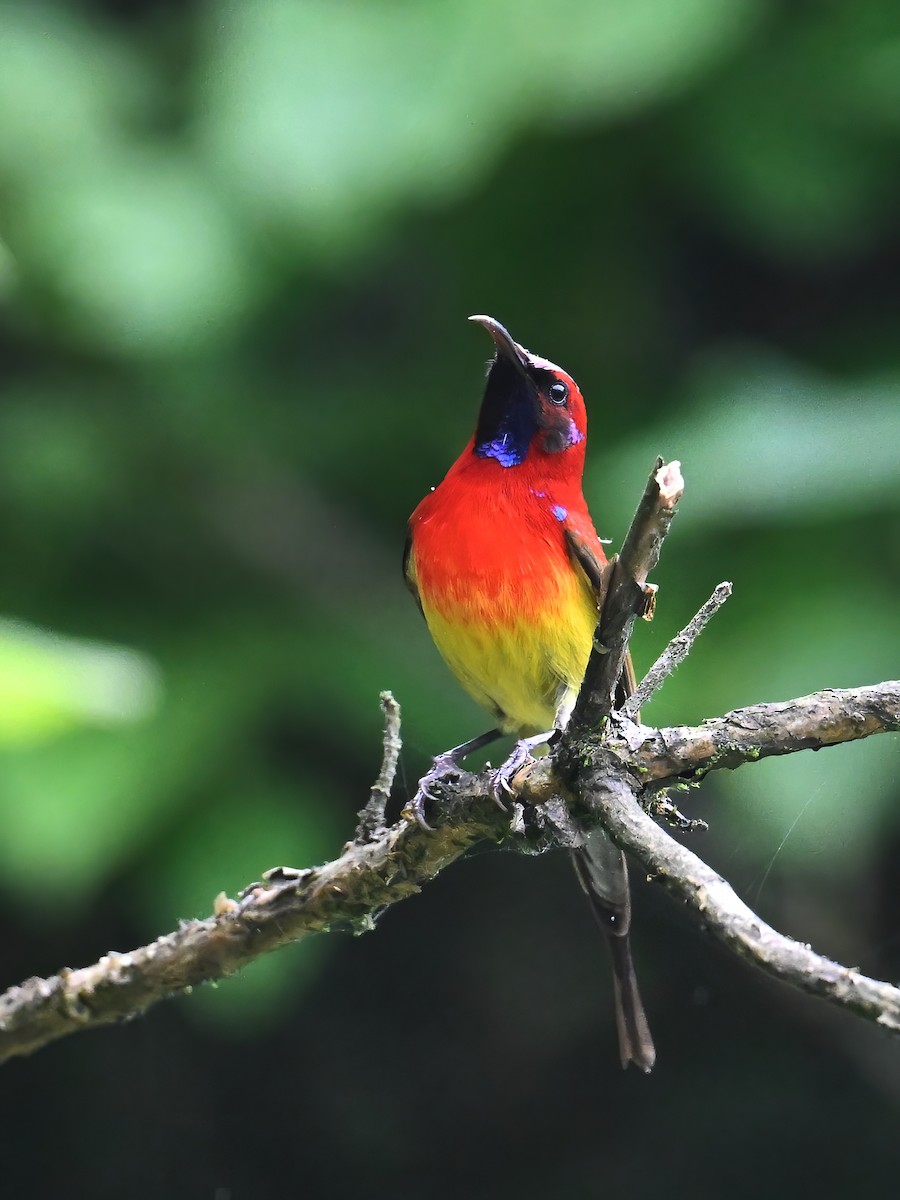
489;744;534;809
409;752;463;830
489;730;557;812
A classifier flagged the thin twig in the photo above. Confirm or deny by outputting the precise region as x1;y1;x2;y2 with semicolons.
623;582;733;717
569;458;684;734
355;691;402;842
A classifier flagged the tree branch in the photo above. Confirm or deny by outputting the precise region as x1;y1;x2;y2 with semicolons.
1;681;897;1065
355;690;402;842
621;682;900;782
0;791;510;1065
569;457;684;734
569;764;900;1032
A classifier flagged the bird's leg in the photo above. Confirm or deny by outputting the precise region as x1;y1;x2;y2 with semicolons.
489;729;559;807
411;728;502;829
489;688;576;807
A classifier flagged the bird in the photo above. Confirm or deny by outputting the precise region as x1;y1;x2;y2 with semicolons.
403;314;656;1072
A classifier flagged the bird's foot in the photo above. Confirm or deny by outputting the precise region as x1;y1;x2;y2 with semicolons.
408;729;502;831
489;730;558;808
409;751;465;830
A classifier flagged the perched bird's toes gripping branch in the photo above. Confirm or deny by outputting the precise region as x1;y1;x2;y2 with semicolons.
407;753;464;830
406;727;505;830
489;730;559;807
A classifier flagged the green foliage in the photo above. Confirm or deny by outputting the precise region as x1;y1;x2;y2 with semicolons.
0;618;159;744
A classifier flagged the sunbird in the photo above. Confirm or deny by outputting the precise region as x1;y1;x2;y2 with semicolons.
404;315;655;1072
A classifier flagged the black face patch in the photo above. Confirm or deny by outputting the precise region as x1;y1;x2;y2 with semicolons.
473;355;538;467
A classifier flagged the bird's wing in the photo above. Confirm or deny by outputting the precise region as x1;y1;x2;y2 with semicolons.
563;526;636;709
563;526;608;594
402;527;424;615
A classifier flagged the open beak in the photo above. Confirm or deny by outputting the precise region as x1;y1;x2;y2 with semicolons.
468;314;530;377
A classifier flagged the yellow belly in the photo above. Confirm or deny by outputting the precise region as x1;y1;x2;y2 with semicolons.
420;567;597;736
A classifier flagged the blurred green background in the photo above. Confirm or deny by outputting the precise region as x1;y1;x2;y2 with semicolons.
1;0;899;1195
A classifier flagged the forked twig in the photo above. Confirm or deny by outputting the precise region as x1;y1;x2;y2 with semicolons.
624;582;733;717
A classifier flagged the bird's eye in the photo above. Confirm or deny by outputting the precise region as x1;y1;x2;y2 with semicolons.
548;381;568;405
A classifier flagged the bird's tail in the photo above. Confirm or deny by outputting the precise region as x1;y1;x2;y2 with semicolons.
571;833;656;1073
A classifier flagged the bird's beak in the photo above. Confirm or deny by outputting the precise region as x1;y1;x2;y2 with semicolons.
468;315;530;377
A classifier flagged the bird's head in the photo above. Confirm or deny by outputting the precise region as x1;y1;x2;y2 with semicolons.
468;315;587;470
